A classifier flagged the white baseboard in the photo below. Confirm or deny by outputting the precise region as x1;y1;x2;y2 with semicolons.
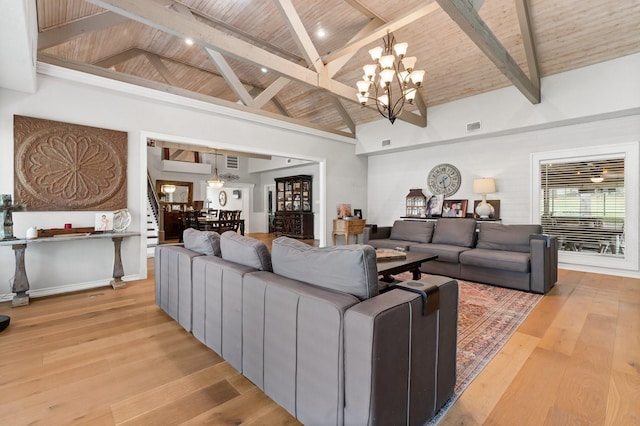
0;274;143;302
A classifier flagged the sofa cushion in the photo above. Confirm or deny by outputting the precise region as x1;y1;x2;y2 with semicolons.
389;220;434;243
220;231;272;271
476;223;542;253
271;237;379;300
410;243;472;263
432;218;477;247
459;248;531;273
183;228;221;256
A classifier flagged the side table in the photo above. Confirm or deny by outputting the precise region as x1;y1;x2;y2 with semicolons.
332;219;366;245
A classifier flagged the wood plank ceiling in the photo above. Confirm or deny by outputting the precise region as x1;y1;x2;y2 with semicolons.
36;0;640;138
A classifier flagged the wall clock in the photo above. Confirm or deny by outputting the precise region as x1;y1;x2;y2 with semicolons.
427;163;462;197
218;190;227;206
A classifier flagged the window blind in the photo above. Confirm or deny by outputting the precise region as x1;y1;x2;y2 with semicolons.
539;157;625;255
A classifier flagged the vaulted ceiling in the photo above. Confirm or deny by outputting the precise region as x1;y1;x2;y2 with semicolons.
35;0;640;138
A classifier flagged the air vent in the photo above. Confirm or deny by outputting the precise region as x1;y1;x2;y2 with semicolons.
467;121;481;132
226;155;239;170
382;139;391;146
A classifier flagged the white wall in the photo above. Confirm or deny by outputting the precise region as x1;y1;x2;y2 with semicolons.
0;66;367;300
362;54;640;278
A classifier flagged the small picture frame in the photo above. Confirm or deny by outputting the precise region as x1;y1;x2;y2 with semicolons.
442;199;468;218
353;209;363;219
95;212;114;231
336;203;352;218
426;194;444;217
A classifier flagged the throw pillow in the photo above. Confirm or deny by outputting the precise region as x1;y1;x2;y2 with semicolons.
432;218;477;247
220;231;272;271
476;223;542;253
183;228;221;256
389;220;434;243
271;236;379;300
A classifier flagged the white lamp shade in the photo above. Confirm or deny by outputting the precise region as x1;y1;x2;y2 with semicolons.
356;80;371;93
362;64;377;79
379;55;395;69
393;42;408;57
402;56;416;71
378;94;389;108
404;88;417;102
207;180;224;189
357;92;369;105
368;46;383;61
380;69;395;84
473;178;496;194
410;69;425;86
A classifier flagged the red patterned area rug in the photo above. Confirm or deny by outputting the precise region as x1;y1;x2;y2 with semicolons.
395;273;543;424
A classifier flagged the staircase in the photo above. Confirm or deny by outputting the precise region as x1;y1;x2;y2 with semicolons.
146;173;160;257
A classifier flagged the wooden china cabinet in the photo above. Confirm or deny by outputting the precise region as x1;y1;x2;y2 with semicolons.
273;175;314;239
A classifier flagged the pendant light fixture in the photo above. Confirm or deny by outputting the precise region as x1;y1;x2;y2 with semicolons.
207;151;224;188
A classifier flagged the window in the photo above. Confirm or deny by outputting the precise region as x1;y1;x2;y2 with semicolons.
540;158;624;256
532;142;638;273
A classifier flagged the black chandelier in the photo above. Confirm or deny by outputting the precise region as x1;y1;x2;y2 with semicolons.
356;32;425;124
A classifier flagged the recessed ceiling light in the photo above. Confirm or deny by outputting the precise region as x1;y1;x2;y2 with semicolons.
261;67;268;73
185;38;194;45
317;29;326;38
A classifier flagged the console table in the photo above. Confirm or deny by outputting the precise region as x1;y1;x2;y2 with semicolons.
332;219;366;245
0;232;140;307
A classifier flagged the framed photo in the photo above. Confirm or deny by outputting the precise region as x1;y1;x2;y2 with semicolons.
426;194;444;217
95;212;114;231
442;199;468;218
473;199;501;219
353;209;363;219
336;203;352;218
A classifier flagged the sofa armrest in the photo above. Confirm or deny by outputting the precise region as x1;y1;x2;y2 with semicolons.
363;225;391;243
529;234;558;294
344;277;458;425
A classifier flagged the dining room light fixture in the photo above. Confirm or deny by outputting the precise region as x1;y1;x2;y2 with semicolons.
207;152;224;189
355;31;425;124
162;184;176;194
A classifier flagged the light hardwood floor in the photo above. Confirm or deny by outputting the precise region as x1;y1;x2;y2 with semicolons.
0;234;638;425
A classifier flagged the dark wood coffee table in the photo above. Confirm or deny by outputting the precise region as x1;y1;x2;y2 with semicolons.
377;252;438;283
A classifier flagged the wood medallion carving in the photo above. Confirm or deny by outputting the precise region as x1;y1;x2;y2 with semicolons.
13;115;127;211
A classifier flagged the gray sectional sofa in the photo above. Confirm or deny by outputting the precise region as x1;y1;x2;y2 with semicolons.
155;229;458;425
364;218;558;294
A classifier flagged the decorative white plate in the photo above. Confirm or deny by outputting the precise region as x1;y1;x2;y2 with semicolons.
113;209;132;232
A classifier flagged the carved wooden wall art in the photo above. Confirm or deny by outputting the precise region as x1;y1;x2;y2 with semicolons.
13;115;128;211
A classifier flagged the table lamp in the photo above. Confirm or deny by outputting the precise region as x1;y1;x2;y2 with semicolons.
473;178;496;218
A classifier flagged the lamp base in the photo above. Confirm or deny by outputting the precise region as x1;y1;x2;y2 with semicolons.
475;200;493;219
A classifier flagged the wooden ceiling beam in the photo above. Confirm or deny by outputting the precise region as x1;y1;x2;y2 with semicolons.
93;47;145;68
324;3;440;64
144;52;180;86
38;53;355;139
170;2;256;107
253;77;291;108
273;0;324;73
435;0;540;104
329;96;356;134
515;0;540;88
85;0;376;108
342;0;387;22
37;11;130;50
